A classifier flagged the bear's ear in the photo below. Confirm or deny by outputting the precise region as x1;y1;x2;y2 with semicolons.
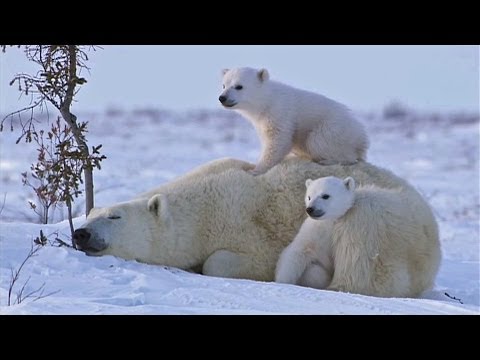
257;68;269;82
222;68;230;76
147;194;171;222
305;179;312;188
343;177;356;191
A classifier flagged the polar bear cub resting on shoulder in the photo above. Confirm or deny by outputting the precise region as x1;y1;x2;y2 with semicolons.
219;67;369;175
275;176;441;298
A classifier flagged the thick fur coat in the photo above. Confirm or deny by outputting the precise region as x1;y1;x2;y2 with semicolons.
74;158;440;296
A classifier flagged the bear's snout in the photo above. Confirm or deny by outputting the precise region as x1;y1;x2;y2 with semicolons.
219;95;237;108
73;228;91;249
306;207;325;219
72;228;107;253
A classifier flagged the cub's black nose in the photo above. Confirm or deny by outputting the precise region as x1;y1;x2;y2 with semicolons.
219;95;227;103
73;228;91;248
306;207;314;215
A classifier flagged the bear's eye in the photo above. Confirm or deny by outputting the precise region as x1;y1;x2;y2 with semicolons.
307;196;311;201
322;194;330;200
235;85;243;90
108;215;121;220
222;84;225;89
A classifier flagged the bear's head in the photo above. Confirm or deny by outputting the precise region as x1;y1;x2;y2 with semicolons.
218;67;269;110
73;194;175;262
304;176;355;220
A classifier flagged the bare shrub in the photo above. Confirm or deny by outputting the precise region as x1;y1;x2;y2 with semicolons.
7;236;60;306
1;45;106;238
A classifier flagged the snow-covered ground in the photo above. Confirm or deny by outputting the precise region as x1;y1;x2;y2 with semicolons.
0;107;478;314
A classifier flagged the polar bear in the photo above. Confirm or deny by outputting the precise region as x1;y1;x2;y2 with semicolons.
219;67;369;175
276;176;442;298
73;157;440;295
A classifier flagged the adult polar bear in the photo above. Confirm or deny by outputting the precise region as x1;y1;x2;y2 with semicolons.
73;158;441;297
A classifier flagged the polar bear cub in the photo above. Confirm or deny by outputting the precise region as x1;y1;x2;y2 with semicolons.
275;176;354;289
275;176;441;298
219;67;369;175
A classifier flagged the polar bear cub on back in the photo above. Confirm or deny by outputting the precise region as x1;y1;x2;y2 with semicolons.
276;175;441;298
219;67;369;175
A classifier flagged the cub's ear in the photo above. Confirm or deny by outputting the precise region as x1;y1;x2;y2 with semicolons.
305;179;312;188
257;68;269;82
147;194;171;222
222;68;230;76
343;177;356;191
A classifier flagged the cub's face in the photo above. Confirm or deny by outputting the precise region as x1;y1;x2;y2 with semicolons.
304;176;355;220
218;67;269;110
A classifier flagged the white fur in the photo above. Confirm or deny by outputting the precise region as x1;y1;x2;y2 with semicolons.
219;67;369;175
275;176;442;298
276;218;333;289
76;157;440;295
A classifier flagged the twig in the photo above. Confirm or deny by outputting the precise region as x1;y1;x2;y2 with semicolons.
16;279;60;304
1;98;45;127
7;243;42;306
31;289;61;302
54;237;74;248
0;193;6;216
444;292;464;304
16;276;32;304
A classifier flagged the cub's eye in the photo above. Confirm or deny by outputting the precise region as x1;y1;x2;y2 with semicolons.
321;194;330;200
108;216;121;220
307;196;311;201
222;84;225;89
235;85;243;90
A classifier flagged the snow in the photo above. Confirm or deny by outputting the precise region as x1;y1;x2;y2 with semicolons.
0;108;479;314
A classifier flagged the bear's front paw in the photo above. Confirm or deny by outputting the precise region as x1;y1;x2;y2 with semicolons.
275;268;300;285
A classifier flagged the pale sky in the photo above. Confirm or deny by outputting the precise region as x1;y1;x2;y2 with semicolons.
1;45;478;114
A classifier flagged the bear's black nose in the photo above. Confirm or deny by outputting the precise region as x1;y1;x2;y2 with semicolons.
219;95;227;104
306;207;314;215
73;228;91;248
